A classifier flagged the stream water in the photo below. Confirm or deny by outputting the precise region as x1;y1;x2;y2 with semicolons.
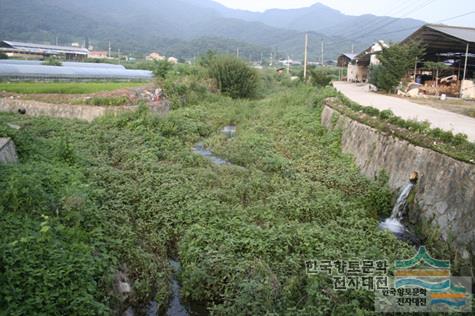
192;143;229;165
379;182;419;244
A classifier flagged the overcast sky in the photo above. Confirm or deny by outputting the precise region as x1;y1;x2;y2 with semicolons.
213;0;475;27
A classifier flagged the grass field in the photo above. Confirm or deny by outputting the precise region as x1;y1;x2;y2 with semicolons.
0;81;148;94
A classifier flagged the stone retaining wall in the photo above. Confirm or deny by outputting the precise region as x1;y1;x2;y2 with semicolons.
0;98;136;122
321;103;475;257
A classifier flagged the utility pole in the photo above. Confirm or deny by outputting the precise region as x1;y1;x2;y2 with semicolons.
270;52;273;67
303;33;308;81
461;43;470;98
55;36;58;46
118;48;121;60
321;40;324;67
236;48;240;59
351;44;354;54
287;55;290;74
108;41;111;58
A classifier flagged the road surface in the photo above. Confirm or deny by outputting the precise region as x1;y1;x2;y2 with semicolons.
333;82;475;143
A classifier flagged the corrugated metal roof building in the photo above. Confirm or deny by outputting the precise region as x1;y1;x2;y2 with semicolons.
0;41;89;61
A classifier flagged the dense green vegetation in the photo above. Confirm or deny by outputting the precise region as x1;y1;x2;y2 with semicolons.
208;55;259;99
0;82;147;94
2;66;449;314
42;57;63;67
369;42;424;92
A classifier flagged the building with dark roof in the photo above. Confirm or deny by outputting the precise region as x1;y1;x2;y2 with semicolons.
402;24;475;98
0;41;89;61
337;53;356;67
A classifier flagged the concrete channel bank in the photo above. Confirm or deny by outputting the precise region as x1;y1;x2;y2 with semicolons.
321;101;475;258
0;98;137;122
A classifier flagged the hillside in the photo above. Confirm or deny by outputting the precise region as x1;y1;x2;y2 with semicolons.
0;0;424;60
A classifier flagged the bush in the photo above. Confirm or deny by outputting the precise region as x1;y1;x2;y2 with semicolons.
208;55;258;99
152;60;173;79
0;52;8;59
309;68;332;87
42;57;63;66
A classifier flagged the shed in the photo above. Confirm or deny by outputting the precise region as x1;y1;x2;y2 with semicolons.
337;53;356;67
401;24;475;97
0;41;89;61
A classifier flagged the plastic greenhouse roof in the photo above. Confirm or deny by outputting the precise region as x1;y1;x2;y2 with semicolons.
0;63;152;81
0;60;126;69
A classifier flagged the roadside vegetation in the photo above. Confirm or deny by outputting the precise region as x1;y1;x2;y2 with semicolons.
0;82;147;94
369;41;424;93
0;57;422;315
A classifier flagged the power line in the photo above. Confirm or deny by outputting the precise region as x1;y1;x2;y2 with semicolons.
437;11;475;23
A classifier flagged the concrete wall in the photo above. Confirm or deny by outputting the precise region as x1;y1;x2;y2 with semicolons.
321;103;475;258
347;64;368;83
461;80;475;99
0;98;136;122
0;138;18;164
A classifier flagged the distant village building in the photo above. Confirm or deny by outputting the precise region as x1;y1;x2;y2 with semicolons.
167;57;178;64
347;41;388;83
88;51;109;59
337;53;356;68
0;40;89;61
146;52;166;61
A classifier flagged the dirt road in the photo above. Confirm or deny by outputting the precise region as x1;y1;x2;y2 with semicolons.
333;81;475;142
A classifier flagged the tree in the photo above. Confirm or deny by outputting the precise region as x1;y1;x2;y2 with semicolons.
152;60;173;79
208;55;258;99
0;52;8;59
370;41;425;92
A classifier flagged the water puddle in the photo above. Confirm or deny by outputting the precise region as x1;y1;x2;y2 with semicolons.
166;260;189;316
192;143;229;165
192;125;237;165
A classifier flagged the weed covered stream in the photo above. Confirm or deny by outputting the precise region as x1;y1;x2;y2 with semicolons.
0;84;417;315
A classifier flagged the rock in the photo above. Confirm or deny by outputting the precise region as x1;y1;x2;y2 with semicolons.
6;123;21;130
406;88;419;97
397;90;406;97
119;282;131;294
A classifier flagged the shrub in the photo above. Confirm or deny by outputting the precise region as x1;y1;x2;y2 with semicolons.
0;52;8;59
42;57;63;66
152;60;173;79
309;68;332;87
369;42;424;92
208;55;258;99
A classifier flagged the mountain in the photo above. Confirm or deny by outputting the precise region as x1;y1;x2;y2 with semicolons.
0;0;425;61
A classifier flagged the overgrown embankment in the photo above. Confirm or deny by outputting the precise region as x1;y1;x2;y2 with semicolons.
1;70;420;314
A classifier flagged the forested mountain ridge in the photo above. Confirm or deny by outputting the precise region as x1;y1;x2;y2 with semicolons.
0;0;424;60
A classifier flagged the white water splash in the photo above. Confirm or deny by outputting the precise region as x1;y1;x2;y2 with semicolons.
390;183;415;220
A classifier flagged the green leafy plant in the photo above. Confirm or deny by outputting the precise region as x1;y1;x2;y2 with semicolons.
208;55;258;99
42;56;63;66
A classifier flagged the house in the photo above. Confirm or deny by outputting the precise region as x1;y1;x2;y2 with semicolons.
347;41;388;83
401;24;475;98
337;53;356;67
167;57;178;64
89;51;108;59
146;52;166;61
0;40;89;61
